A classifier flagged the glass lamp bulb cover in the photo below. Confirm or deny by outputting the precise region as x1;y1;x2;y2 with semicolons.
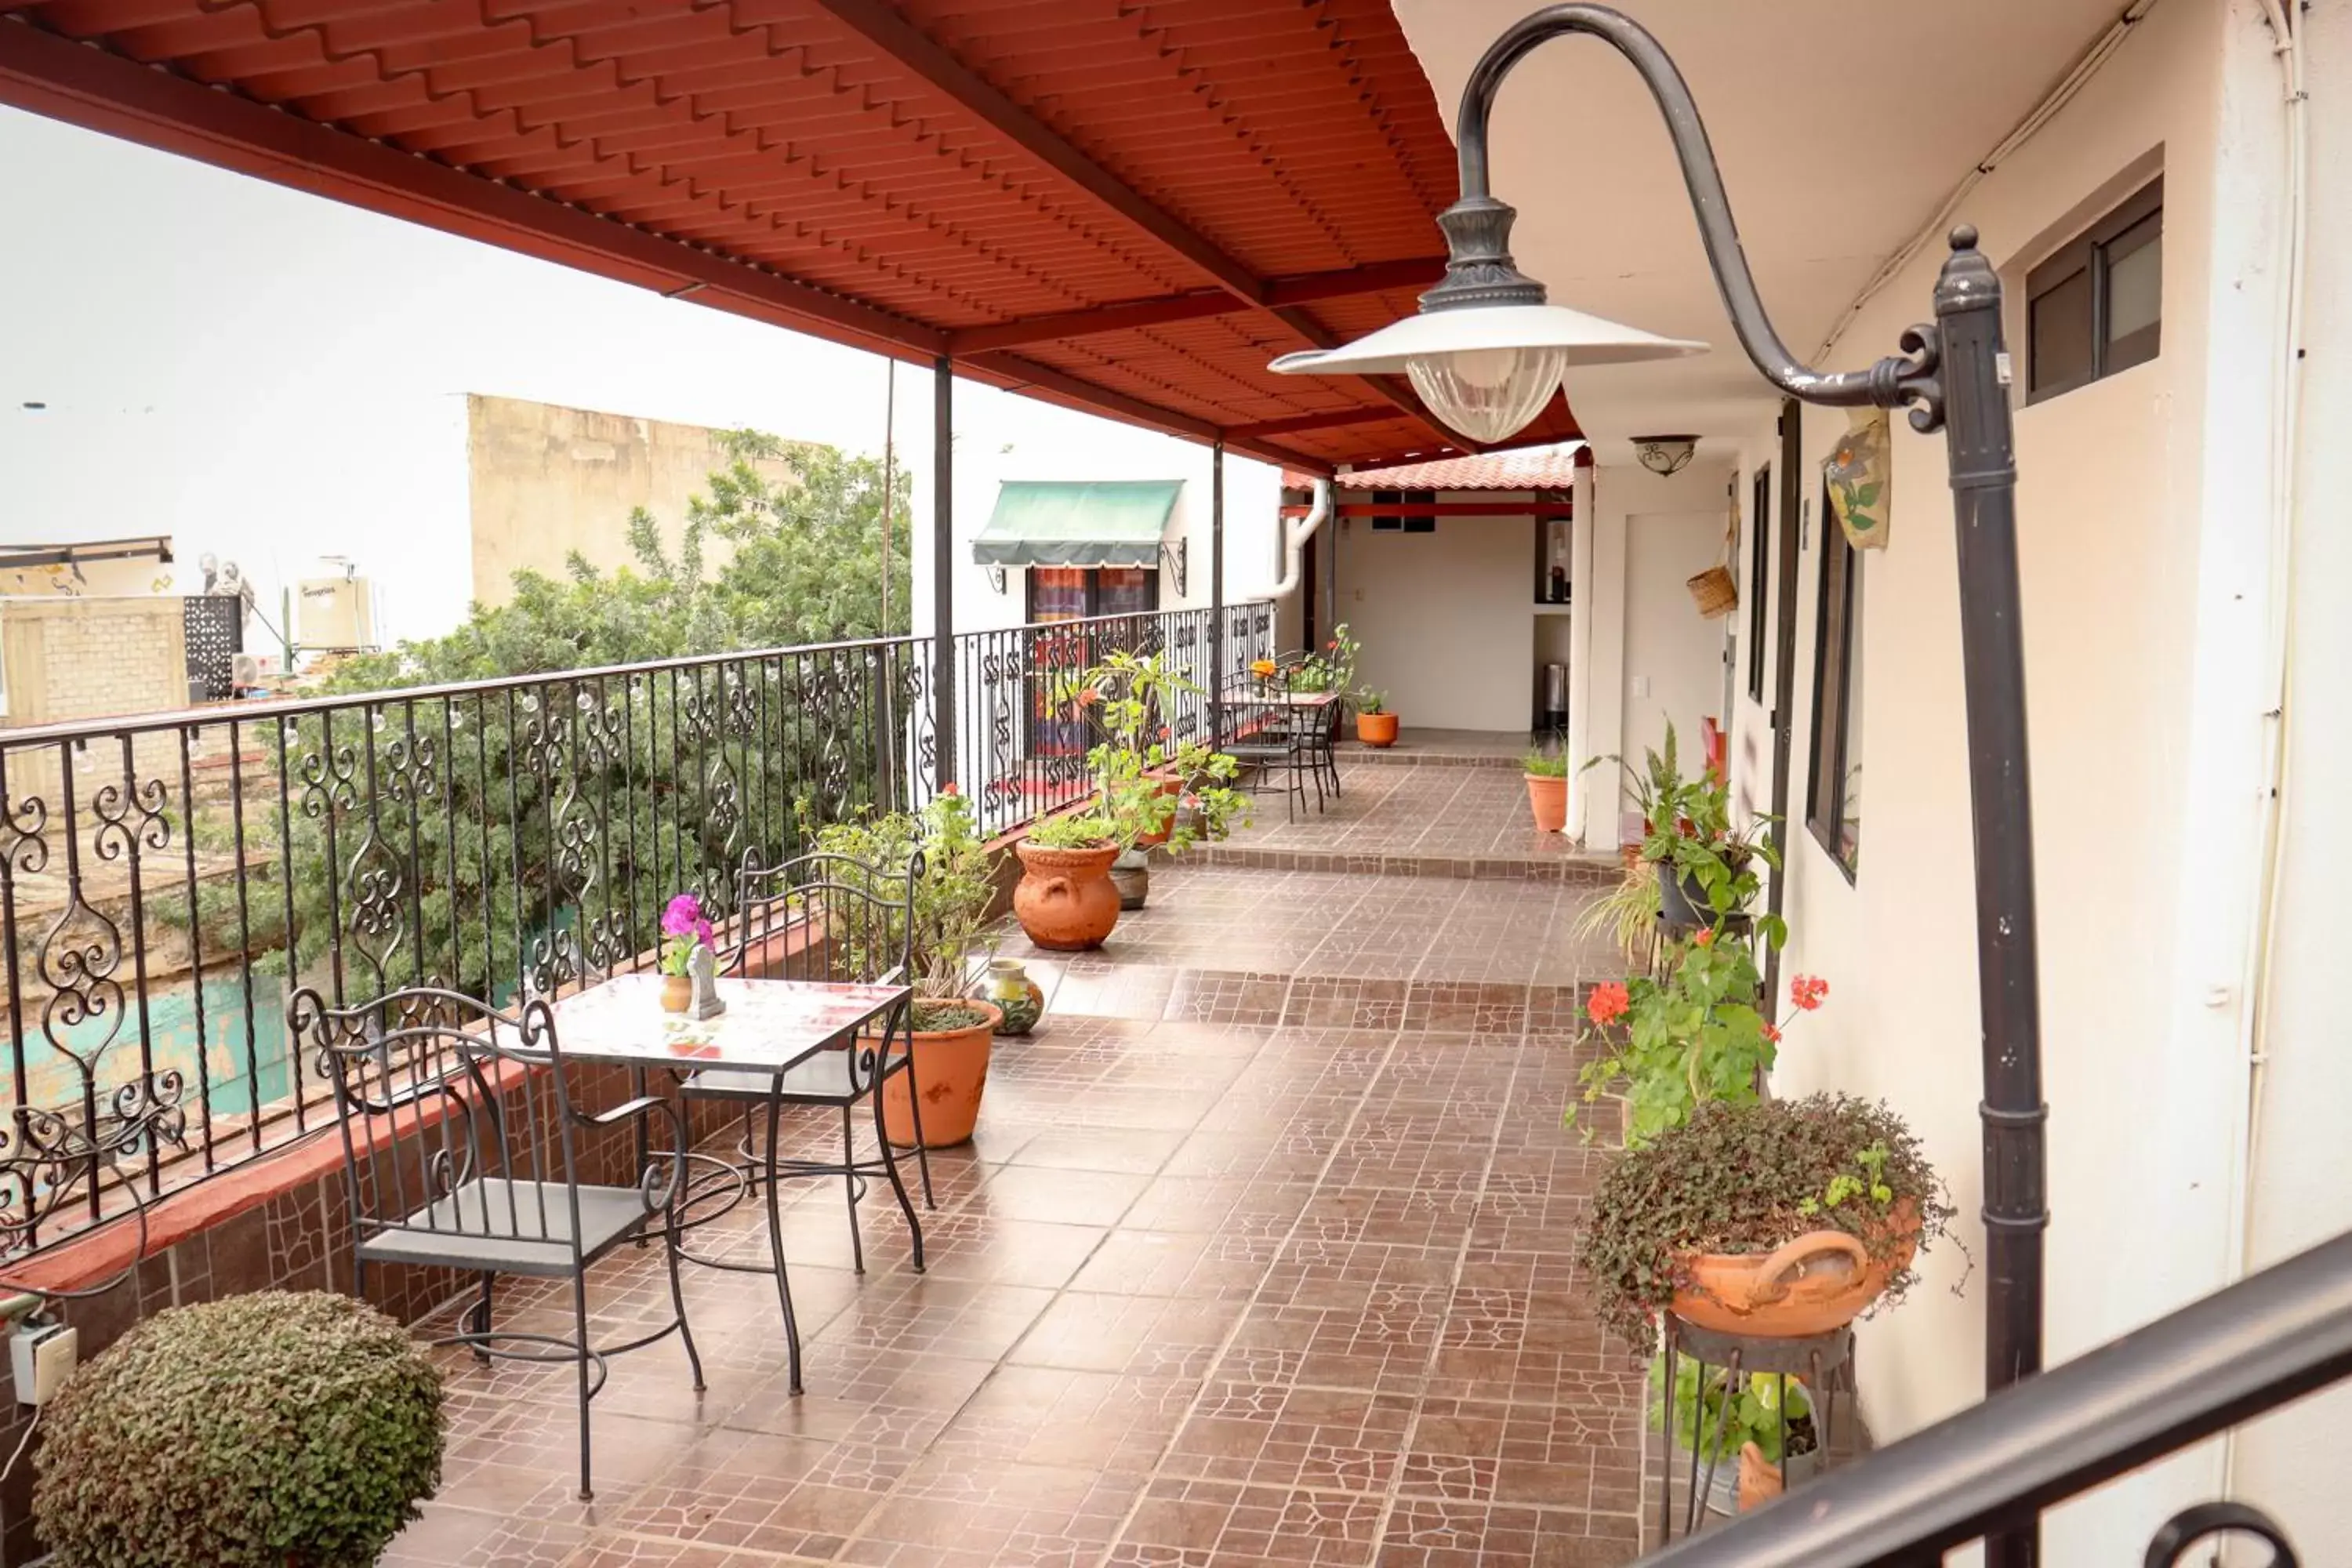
1407;347;1566;444
1269;303;1706;379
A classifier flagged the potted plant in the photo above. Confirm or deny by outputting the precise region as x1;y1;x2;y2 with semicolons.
1650;1356;1820;1516
1353;688;1398;747
34;1290;445;1567
1015;652;1248;949
817;786;1002;1147
1572;942;1813;1149
1584;724;1779;931
658;891;716;1011
1579;1092;1955;1344
1524;749;1570;833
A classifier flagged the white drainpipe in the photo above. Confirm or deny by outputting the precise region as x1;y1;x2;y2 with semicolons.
1269;478;1332;597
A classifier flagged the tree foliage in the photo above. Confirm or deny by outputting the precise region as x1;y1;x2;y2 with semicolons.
182;434;916;1007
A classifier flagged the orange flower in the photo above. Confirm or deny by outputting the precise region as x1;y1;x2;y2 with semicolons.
1762;1022;1783;1044
1585;981;1632;1026
1693;927;1714;948
1250;658;1276;679
1790;974;1829;1011
940;782;960;796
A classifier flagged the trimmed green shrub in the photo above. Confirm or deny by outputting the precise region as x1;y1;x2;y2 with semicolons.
34;1290;445;1568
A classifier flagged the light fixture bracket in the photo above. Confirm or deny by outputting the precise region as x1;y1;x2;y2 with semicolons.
986;564;1009;595
1419;197;1548;314
1160;538;1188;597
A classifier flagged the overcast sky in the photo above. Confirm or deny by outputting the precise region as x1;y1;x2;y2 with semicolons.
0;105;1273;645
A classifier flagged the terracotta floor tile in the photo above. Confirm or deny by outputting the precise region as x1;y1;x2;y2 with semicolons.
1011;1291;1252;1379
1374;1499;1639;1568
1111;1477;1386;1567
1163;1381;1417;1493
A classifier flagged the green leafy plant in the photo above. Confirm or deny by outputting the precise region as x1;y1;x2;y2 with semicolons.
815;787;998;1030
1578;1094;1955;1346
1053;650;1249;853
1282;622;1361;694
1650;1356;1815;1465
1353;688;1388;715
34;1290;445;1568
1584;722;1783;935
1523;750;1570;779
1571;938;1814;1147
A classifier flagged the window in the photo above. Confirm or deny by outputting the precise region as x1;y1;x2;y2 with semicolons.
1806;482;1864;877
2027;175;2161;403
1025;565;1158;623
1745;464;1772;703
1368;488;1436;532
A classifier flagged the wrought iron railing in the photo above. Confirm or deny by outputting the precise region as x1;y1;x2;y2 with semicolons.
0;602;1275;1258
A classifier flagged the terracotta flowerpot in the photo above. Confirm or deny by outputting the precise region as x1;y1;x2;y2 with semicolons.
1013;840;1122;950
659;973;691;1013
1671;1207;1922;1338
1133;776;1183;849
1526;772;1568;833
1356;711;1399;747
880;1000;1000;1148
1738;1443;1779;1512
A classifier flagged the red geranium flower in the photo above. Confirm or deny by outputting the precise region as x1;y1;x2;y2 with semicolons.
1762;1022;1783;1044
1585;981;1632;1026
1693;927;1715;947
940;782;960;796
1790;974;1829;1011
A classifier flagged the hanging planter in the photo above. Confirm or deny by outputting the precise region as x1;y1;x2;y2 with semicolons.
1686;564;1737;618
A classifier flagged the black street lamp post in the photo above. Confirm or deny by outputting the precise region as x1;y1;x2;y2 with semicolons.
1272;9;2047;1565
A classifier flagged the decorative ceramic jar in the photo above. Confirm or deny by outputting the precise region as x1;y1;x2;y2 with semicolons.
979;958;1045;1037
659;973;692;1013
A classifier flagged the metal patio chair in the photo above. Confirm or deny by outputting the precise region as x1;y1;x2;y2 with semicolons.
672;848;927;1391
290;984;702;1503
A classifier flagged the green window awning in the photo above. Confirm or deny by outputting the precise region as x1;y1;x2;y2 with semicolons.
972;480;1181;568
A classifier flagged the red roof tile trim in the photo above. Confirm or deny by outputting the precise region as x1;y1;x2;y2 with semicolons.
1284;442;1587;492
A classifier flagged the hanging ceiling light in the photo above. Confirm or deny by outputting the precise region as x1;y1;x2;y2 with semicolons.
1634;435;1699;475
1269;194;1706;442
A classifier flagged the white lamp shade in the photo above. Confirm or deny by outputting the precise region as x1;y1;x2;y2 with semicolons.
1267;303;1706;379
1269;302;1707;443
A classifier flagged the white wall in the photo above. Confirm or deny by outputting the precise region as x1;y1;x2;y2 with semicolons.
1569;456;1735;843
1713;0;2267;1552
2230;0;2352;1544
1334;499;1535;732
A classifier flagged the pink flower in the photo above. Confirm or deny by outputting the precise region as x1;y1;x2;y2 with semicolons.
1585;982;1632;1026
661;893;703;938
1790;974;1829;1012
692;917;714;949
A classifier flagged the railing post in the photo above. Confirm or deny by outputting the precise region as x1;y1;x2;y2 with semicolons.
1209;437;1225;745
931;354;956;793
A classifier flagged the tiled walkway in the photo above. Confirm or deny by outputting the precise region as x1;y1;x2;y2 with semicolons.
1201;759;1613;881
388;764;1645;1568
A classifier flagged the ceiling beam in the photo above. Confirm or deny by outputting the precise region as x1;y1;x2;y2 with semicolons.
805;0;1454;443
946;256;1444;354
0;20;947;361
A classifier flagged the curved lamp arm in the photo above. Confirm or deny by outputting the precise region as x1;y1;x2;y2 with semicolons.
1439;2;1944;425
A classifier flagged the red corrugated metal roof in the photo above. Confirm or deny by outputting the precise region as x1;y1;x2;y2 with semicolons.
0;0;1583;474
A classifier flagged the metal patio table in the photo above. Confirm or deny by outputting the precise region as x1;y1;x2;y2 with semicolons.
543;971;913;1393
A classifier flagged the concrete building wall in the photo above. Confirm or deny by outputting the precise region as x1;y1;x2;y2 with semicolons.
1707;0;2277;1552
465;394;800;608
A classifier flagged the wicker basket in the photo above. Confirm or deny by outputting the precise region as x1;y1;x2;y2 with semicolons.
1686;564;1737;619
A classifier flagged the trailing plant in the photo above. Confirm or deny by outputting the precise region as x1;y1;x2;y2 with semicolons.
1523;750;1570;779
1578;1094;1956;1346
34;1290;445;1568
1053;650;1248;853
815;786;997;1029
1566;861;1661;960
1573;940;1820;1147
1284;622;1360;694
1650;1356;1814;1465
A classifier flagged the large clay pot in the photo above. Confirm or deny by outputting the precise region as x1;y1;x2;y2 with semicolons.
1671;1207;1921;1338
1526;772;1568;833
1356;711;1399;747
1013;840;1121;950
880;1000;1001;1148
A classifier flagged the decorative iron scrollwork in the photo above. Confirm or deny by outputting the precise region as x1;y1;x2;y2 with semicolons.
0;1078;187;1259
2145;1502;2297;1568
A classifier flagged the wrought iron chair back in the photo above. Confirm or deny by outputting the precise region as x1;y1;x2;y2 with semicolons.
728;848;920;1097
289;985;604;1267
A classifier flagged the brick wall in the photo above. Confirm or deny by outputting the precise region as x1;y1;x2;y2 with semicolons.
0;595;190;808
